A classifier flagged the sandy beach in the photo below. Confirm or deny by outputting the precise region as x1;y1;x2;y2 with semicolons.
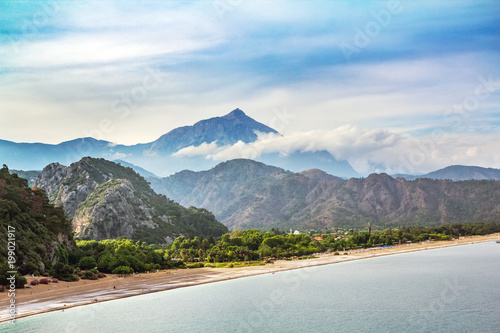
1;234;497;324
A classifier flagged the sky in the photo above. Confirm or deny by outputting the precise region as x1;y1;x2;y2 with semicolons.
1;0;499;175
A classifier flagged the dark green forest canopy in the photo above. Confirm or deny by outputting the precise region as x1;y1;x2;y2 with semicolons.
0;165;75;277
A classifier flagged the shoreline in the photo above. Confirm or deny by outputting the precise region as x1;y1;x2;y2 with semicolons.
1;234;497;324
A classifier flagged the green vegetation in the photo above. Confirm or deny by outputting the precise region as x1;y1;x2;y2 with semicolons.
71;222;500;276
51;262;79;282
0;165;75;285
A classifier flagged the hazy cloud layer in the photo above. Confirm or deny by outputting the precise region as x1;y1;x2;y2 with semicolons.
174;127;500;175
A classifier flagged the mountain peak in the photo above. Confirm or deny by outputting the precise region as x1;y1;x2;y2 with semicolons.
151;108;279;152
223;108;246;119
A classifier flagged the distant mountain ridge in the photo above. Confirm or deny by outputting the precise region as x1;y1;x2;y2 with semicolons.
149;159;500;230
393;165;500;181
0;108;358;178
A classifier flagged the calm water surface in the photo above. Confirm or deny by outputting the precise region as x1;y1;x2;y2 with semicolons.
3;242;500;332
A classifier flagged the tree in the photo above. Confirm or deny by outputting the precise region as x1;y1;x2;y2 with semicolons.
79;256;97;270
52;262;79;282
113;266;133;275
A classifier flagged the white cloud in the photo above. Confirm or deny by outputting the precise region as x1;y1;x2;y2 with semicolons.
173;127;500;175
109;152;130;160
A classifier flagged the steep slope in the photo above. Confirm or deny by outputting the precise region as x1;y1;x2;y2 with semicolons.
34;158;227;243
149;159;295;224
0;165;75;275
151;160;500;230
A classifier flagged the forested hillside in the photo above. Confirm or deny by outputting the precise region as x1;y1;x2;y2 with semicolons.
0;165;75;279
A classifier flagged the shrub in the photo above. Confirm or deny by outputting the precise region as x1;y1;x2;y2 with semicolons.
79;256;97;270
343;252;348;255
30;280;39;286
82;271;98;280
52;263;79;282
42;272;50;277
39;278;50;285
186;263;205;269
19;262;38;275
112;266;133;275
16;274;27;288
334;252;340;256
62;275;79;282
166;261;185;269
51;278;59;283
97;273;106;278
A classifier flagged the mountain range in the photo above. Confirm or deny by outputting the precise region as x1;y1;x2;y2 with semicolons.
149;159;500;230
33;157;227;243
0;109;358;178
8;157;500;240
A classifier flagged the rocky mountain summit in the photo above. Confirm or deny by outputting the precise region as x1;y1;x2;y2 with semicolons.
34;157;227;243
147;108;278;152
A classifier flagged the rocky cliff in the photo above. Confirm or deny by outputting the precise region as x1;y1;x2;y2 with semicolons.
34;157;227;243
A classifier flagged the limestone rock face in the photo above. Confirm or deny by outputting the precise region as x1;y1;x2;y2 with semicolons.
35;157;227;243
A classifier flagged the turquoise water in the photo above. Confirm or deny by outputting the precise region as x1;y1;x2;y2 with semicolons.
3;242;500;332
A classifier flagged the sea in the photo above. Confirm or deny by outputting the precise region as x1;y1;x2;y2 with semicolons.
2;242;499;332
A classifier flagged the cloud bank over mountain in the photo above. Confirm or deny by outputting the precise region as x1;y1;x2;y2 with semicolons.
173;125;500;175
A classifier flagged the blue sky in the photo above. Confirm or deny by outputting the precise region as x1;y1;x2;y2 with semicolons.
1;0;499;174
